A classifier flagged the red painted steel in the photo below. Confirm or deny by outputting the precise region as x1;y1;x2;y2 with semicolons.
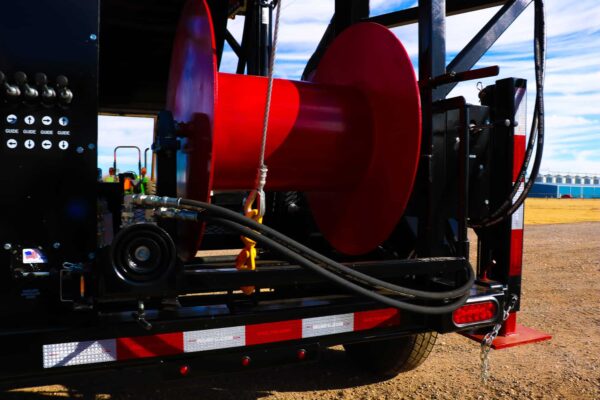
354;308;401;331
214;74;372;191
168;0;422;258
466;321;552;350
509;229;524;276
512;135;526;182
245;320;303;346
166;0;218;259
116;333;184;360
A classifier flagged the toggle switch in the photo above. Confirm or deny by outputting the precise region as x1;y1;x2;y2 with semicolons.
56;75;73;105
35;73;57;104
14;71;39;100
0;71;21;99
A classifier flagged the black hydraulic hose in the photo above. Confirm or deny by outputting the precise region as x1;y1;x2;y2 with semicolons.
206;216;470;314
179;198;474;301
469;0;545;229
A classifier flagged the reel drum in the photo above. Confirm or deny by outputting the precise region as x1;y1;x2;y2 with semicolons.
168;0;421;260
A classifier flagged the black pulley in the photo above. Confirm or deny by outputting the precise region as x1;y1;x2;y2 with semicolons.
111;223;176;286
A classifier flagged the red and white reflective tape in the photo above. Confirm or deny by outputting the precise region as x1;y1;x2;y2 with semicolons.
42;308;400;369
510;85;527;277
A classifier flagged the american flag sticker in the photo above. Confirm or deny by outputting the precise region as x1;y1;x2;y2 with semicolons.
22;248;48;264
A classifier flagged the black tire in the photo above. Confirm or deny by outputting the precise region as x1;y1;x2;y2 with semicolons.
343;332;438;377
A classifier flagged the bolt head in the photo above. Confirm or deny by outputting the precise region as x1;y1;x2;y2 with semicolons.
53;242;61;249
3;243;12;250
89;34;98;41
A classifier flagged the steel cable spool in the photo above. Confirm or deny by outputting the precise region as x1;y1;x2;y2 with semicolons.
167;0;422;260
110;223;176;285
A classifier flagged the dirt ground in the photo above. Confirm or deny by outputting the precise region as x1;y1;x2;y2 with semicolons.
6;221;600;399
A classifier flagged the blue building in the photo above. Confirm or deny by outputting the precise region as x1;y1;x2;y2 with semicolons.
530;173;600;198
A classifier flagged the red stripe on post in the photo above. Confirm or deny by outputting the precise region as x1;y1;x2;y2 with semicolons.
117;333;184;360
354;308;400;331
510;229;524;276
512;135;526;181
245;320;302;346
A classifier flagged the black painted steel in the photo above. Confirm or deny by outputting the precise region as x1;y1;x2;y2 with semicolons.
477;78;526;310
438;0;533;98
366;0;507;28
0;0;99;263
183;257;469;292
417;0;448;258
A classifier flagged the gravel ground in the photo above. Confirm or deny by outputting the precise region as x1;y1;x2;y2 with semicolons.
7;222;600;400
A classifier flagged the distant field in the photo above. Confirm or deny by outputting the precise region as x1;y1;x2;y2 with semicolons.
525;198;600;225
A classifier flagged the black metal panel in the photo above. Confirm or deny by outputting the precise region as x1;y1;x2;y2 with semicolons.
438;0;532;98
98;0;186;113
0;0;99;263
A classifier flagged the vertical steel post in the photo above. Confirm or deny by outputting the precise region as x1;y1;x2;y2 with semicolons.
418;0;447;256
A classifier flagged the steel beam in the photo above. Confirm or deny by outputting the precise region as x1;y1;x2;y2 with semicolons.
438;0;532;98
367;0;507;28
334;0;369;35
417;0;447;256
183;257;468;292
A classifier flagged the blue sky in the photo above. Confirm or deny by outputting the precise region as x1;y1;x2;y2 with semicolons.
99;0;600;175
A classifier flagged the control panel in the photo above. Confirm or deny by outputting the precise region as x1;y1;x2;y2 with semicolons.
0;1;99;264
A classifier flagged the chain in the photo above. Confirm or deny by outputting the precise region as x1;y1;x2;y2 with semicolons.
480;294;518;384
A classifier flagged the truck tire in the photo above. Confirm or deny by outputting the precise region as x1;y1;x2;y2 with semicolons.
343;332;438;377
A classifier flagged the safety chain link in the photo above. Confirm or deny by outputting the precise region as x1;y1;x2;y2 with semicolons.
480;293;518;384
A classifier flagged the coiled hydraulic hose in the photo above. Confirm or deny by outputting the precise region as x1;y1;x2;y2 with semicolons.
470;0;546;229
207;216;471;314
131;195;474;314
177;198;475;301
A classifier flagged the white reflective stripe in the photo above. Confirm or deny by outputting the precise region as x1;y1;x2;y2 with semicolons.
302;313;354;338
512;181;525;229
514;87;527;136
43;311;385;368
43;339;117;369
184;326;245;353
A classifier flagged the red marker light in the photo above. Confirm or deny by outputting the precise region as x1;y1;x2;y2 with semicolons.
179;365;190;376
453;301;498;325
241;356;251;367
297;349;307;360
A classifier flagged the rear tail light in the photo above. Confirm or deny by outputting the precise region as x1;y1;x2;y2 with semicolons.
453;301;498;326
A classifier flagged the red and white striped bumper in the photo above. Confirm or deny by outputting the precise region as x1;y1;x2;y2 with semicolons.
43;308;400;369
